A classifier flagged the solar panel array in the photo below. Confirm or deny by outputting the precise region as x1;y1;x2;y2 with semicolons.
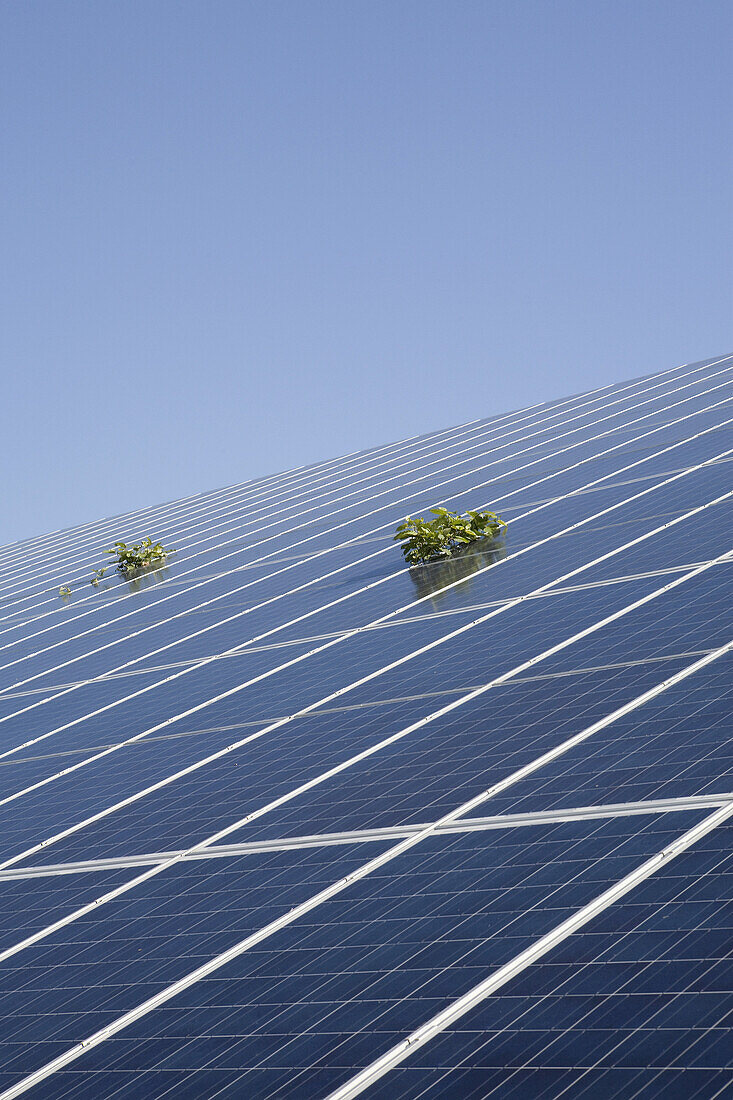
0;354;731;1099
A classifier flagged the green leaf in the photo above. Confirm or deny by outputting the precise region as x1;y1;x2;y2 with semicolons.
392;503;506;566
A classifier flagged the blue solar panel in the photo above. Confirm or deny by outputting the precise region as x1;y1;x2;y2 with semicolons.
362;824;733;1100
0;355;731;1098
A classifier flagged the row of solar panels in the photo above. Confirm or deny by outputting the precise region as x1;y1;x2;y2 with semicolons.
0;353;730;1097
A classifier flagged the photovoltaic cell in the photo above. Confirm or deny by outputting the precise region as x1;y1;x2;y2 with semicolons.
0;355;730;1099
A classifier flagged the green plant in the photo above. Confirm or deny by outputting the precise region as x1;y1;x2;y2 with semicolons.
90;567;107;587
393;507;506;566
58;585;72;598
104;537;171;575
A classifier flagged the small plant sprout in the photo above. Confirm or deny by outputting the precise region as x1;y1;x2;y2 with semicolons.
105;537;172;575
393;507;507;566
57;540;171;598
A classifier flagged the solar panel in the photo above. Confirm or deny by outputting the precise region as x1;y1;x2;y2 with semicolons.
0;353;731;1099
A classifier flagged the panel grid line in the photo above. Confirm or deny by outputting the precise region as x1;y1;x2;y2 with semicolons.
1;793;729;882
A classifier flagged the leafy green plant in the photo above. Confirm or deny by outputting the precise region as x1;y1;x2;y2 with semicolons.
57;538;172;596
393;507;506;566
104;537;172;575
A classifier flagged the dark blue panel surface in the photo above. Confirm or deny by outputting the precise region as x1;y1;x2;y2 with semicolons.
3;812;708;1100
0;357;730;1100
360;822;733;1100
484;652;733;817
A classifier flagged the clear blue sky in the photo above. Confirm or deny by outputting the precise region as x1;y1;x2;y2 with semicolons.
1;0;731;544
